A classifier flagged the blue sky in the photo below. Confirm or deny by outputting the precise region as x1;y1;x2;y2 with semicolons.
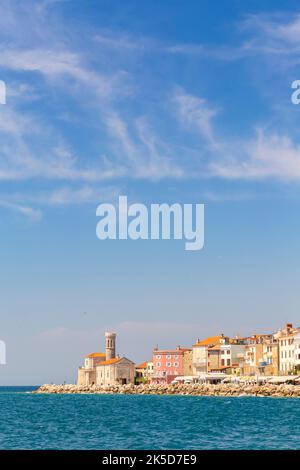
1;0;300;384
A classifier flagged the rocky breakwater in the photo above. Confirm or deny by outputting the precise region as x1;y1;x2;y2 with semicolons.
35;382;300;398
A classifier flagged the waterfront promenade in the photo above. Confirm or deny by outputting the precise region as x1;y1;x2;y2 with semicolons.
36;382;300;398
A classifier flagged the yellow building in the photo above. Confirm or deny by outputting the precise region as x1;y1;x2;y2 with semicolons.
183;349;193;376
135;361;153;383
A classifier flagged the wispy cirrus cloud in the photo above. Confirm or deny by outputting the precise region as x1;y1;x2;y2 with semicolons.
0;184;121;220
172;87;300;182
0;0;185;192
0;200;42;220
211;130;300;182
172;86;219;148
166;12;300;64
2;0;300;223
104;112;185;179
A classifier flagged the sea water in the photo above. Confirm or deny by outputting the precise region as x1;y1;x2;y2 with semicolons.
0;387;299;449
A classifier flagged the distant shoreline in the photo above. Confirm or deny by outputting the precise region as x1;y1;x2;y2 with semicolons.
35;383;300;398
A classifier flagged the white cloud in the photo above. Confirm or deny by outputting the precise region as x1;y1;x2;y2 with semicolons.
2;0;300;205
0;184;121;221
0;200;42;220
104;112;185;179
43;185;120;205
172;88;300;182
94;31;145;51
172;86;219;148
211;129;300;181
0;48;114;97
166;13;300;63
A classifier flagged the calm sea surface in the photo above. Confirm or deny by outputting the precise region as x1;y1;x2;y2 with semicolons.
0;386;299;449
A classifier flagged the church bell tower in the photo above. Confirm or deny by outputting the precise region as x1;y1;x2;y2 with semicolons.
105;331;116;360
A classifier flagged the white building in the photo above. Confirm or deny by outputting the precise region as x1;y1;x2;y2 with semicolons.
293;332;300;373
277;324;300;374
219;343;245;369
96;356;135;386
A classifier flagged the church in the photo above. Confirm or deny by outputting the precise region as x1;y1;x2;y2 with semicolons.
77;332;135;386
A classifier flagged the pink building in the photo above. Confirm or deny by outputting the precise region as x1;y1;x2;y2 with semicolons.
152;346;191;384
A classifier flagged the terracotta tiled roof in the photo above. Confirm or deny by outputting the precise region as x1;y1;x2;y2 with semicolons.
153;348;191;354
136;361;149;369
97;357;121;366
193;336;222;347
85;352;106;358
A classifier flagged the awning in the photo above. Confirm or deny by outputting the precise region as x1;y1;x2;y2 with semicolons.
268;376;298;383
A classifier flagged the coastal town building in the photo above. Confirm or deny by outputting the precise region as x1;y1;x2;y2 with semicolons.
192;335;228;375
294;333;300;373
218;342;245;374
96;356;135;386
240;326;300;376
243;334;275;375
192;331;283;377
276;324;300;374
152;346;192;384
77;322;300;386
243;343;258;375
135;361;153;383
204;338;245;375
260;341;279;376
77;352;106;385
77;332;135;386
183;349;193;376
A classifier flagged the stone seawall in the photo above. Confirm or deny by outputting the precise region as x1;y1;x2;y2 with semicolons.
35;383;300;398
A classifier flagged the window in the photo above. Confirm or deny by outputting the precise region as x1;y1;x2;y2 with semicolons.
221;359;225;366
227;350;230;355
166;362;171;367
166;355;171;359
157;362;161;367
174;362;179;367
174;355;179;359
156;355;161;359
227;359;230;366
